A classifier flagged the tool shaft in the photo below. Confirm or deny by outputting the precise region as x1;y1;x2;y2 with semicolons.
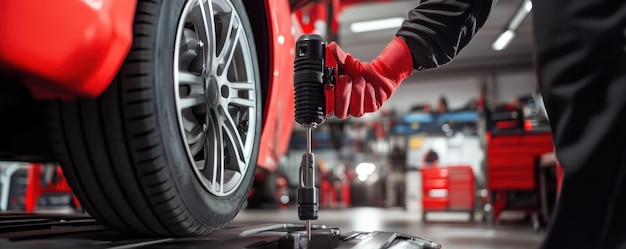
305;219;312;240
298;126;318;242
306;127;312;154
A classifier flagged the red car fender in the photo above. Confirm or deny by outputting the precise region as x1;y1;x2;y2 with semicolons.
0;0;136;100
256;0;297;172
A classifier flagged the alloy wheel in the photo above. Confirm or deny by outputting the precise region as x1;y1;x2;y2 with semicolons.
174;0;258;197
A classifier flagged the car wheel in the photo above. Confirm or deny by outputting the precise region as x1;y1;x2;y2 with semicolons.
45;0;261;236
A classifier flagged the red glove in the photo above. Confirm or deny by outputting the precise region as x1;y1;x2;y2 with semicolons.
328;37;413;119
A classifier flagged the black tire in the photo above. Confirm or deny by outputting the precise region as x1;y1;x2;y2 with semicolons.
46;0;261;236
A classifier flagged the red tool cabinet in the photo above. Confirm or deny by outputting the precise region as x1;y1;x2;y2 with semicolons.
24;164;80;212
421;165;475;221
486;131;554;222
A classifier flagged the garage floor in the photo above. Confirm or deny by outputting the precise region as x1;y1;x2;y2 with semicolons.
235;207;545;249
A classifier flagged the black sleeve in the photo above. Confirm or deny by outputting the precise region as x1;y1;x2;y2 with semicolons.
396;0;495;71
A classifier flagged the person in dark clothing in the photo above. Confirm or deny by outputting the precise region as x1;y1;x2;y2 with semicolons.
386;142;408;207
437;96;449;113
328;0;626;248
389;144;408;172
422;149;439;167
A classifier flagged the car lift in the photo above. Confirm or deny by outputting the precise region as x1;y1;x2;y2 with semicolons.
0;213;441;249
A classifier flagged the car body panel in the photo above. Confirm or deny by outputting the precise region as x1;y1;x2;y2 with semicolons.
0;0;136;99
256;0;297;172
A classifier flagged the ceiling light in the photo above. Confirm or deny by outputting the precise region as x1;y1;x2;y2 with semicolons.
350;17;404;33
492;30;516;51
493;0;532;51
509;0;532;30
524;0;533;12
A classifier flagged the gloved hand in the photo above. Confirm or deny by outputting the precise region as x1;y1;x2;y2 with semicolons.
327;37;413;119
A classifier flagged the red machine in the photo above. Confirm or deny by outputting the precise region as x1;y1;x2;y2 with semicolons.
421;165;475;221
319;173;351;208
485;129;555;222
24;164;80;212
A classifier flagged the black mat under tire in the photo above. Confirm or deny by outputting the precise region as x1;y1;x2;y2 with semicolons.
45;0;261;237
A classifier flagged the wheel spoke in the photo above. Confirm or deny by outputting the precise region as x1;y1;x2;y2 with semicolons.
179;71;205;86
219;106;246;173
230;81;255;91
204;0;218;60
229;97;254;108
210;113;225;193
190;0;216;67
205;111;223;189
218;14;241;75
222;32;240;73
178;71;206;99
218;128;226;194
178;94;206;110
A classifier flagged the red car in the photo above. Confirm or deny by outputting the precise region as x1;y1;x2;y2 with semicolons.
0;0;386;236
0;0;306;236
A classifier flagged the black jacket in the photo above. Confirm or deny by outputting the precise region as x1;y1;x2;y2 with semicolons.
396;0;495;71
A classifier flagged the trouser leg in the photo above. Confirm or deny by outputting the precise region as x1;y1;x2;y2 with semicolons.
533;1;626;248
386;173;403;207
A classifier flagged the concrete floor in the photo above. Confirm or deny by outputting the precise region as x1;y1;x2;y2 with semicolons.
234;207;545;249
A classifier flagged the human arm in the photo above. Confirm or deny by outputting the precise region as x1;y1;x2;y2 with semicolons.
397;0;496;70
330;0;495;118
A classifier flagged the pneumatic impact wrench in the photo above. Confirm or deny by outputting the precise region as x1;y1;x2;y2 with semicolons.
293;34;338;242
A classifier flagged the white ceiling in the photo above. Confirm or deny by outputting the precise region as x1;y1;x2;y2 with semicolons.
337;0;535;79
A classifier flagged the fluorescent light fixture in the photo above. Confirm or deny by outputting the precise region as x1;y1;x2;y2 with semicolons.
493;0;531;51
524;0;533;12
492;30;516;51
350;17;404;33
509;0;533;30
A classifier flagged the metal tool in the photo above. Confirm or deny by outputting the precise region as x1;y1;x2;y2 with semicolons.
293;34;338;242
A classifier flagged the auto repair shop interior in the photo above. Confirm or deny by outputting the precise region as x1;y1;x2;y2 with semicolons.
1;0;569;248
